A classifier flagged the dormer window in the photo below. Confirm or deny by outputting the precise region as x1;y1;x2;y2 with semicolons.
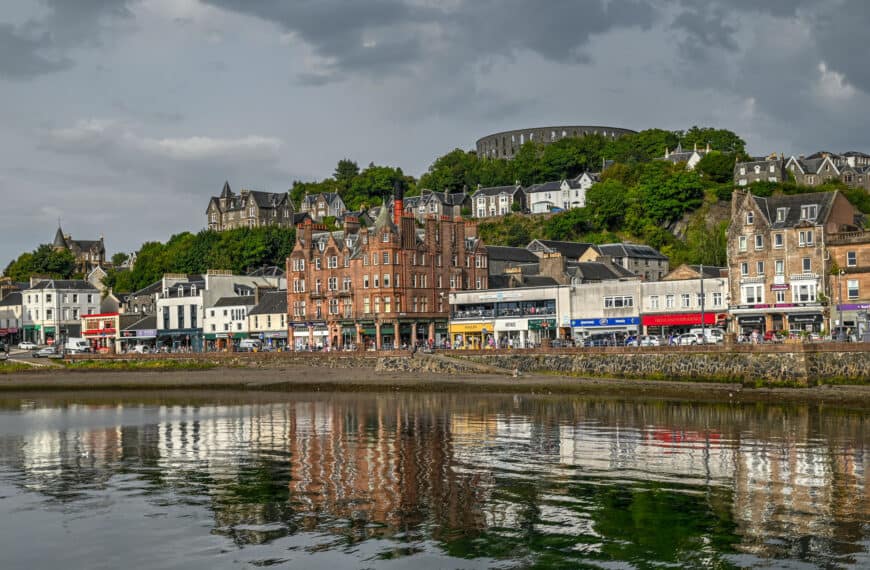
382;232;389;243
746;212;754;225
318;242;325;252
776;208;787;222
800;205;817;220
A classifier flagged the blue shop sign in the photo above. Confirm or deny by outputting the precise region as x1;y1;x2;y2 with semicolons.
571;317;640;327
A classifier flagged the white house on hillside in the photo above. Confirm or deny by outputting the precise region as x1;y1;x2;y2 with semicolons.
526;172;598;214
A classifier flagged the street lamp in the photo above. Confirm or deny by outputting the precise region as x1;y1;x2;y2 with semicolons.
837;269;845;340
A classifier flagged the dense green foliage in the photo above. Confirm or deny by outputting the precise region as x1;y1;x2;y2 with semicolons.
103;226;296;292
4;244;77;282
291;160;415;212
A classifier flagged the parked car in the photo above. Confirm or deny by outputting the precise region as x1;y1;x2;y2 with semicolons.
675;333;703;346
583;334;618;347
627;335;661;347
33;346;59;358
18;341;37;350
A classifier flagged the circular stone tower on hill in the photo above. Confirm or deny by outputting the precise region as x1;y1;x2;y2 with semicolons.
476;125;636;160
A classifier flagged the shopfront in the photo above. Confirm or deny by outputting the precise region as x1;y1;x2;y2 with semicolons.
82;313;120;353
0;327;19;345
735;315;765;335
641;312;725;336
835;303;869;337
786;312;824;333
448;321;494;349
290;322;329;350
571;317;639;341
157;329;203;352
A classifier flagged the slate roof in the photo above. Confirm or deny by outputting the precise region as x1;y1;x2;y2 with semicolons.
569;261;636;282
526;180;562;194
249;291;288;316
131;280;163;297
121;314;157;331
26;279;99;291
247;266;285;277
472;185;522;197
53;227;66;248
486;246;539;263
686;265;727;278
212;295;255;308
597;243;668;261
528;240;598;260
0;292;21;306
753;191;838;228
522;276;559;287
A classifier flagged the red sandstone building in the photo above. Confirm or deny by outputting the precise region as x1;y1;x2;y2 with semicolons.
286;189;488;350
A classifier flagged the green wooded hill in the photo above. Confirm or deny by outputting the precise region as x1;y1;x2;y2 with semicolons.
5;126;869;291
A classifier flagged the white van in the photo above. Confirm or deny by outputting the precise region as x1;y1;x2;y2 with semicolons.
65;338;91;353
238;339;262;352
689;328;725;344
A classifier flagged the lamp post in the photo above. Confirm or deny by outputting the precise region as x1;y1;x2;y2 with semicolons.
700;264;705;343
837;269;845;340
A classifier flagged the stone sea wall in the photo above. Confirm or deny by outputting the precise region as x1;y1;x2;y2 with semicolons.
373;345;870;386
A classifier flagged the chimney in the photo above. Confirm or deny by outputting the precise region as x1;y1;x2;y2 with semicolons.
393;180;404;228
705;142;710;153
664;147;669;158
343;215;360;235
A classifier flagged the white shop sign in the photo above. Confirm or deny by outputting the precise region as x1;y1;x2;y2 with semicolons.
495;318;528;332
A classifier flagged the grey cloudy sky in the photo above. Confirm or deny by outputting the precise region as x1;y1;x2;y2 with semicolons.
2;0;869;269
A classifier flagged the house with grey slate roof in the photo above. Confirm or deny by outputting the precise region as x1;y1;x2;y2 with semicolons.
247;290;289;348
525;172;598;214
785;151;870;191
206;181;295;231
403;190;469;222
471;183;525;218
298;192;348;222
658;142;710;170
735;154;788;186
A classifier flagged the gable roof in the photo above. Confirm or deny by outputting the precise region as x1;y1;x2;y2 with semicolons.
0;292;21;307
569;261;636;282
752;191;838;228
26;279;99;291
597;243;668;260
486;246;539;263
527;239;598;259
212;295;256;308
249;291;288;316
472;184;521;197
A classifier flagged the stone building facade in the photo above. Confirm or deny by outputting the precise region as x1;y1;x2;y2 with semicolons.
825;229;870;337
286;207;488;351
471;184;525;218
298;192;348;222
475;125;635;160
206;181;295;231
727;190;860;335
735;154;787;186
52;226;106;274
785;152;870;191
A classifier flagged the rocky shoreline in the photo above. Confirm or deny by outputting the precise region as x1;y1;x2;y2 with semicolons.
0;365;868;408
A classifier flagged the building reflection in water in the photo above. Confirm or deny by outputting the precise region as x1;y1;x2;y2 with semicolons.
0;395;866;566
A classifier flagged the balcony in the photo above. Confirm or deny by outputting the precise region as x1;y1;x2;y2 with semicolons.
790;273;818;281
309;290;324;299
827;230;870;245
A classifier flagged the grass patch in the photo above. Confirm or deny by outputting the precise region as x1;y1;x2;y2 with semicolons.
0;361;34;374
62;359;218;371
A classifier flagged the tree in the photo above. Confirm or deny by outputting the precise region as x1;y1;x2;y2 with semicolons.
678;126;746;155
603;129;680;164
635;162;704;225
345;164;408;210
537;135;607;181
3;245;76;282
586;179;630;229
418;149;478;193
695;151;737;183
333;159;360;188
111;252;129;267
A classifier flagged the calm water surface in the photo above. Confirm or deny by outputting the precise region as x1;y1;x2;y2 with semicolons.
0;391;866;569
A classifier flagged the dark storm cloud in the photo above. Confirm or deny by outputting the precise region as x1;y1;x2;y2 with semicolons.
202;0;658;81
0;0;136;79
0;24;70;78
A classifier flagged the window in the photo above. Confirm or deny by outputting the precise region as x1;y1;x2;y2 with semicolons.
697;293;705;307
847;279;859;300
738;236;747;252
755;235;764;250
72;294;78;303
775;290;786;304
793;283;816;303
329;299;339;315
649;295;660;309
383;252;390;265
177;305;185;329
382;232;389;243
741;285;764;304
665;294;675;308
776;208;787;222
328;277;338;291
774;233;783;248
383;273;390;288
798;230;814;246
775;259;784;275
713;292;722;306
314;258;321;270
756;261;764;275
190;305;197;328
800;205;817;220
343;277;352;291
740;262;749;276
384;297;391;313
373;275;379;288
163;306;170;328
681;293;691;308
328;256;338;268
46;309;53;320
46;294;52;303
603;296;634;308
846;251;857;267
802;257;811;272
746;212;754;224
363;275;370;289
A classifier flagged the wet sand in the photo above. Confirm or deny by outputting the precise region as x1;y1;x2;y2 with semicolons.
0;365;868;407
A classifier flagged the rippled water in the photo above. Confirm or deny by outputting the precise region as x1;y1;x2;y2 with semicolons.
0;392;866;569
